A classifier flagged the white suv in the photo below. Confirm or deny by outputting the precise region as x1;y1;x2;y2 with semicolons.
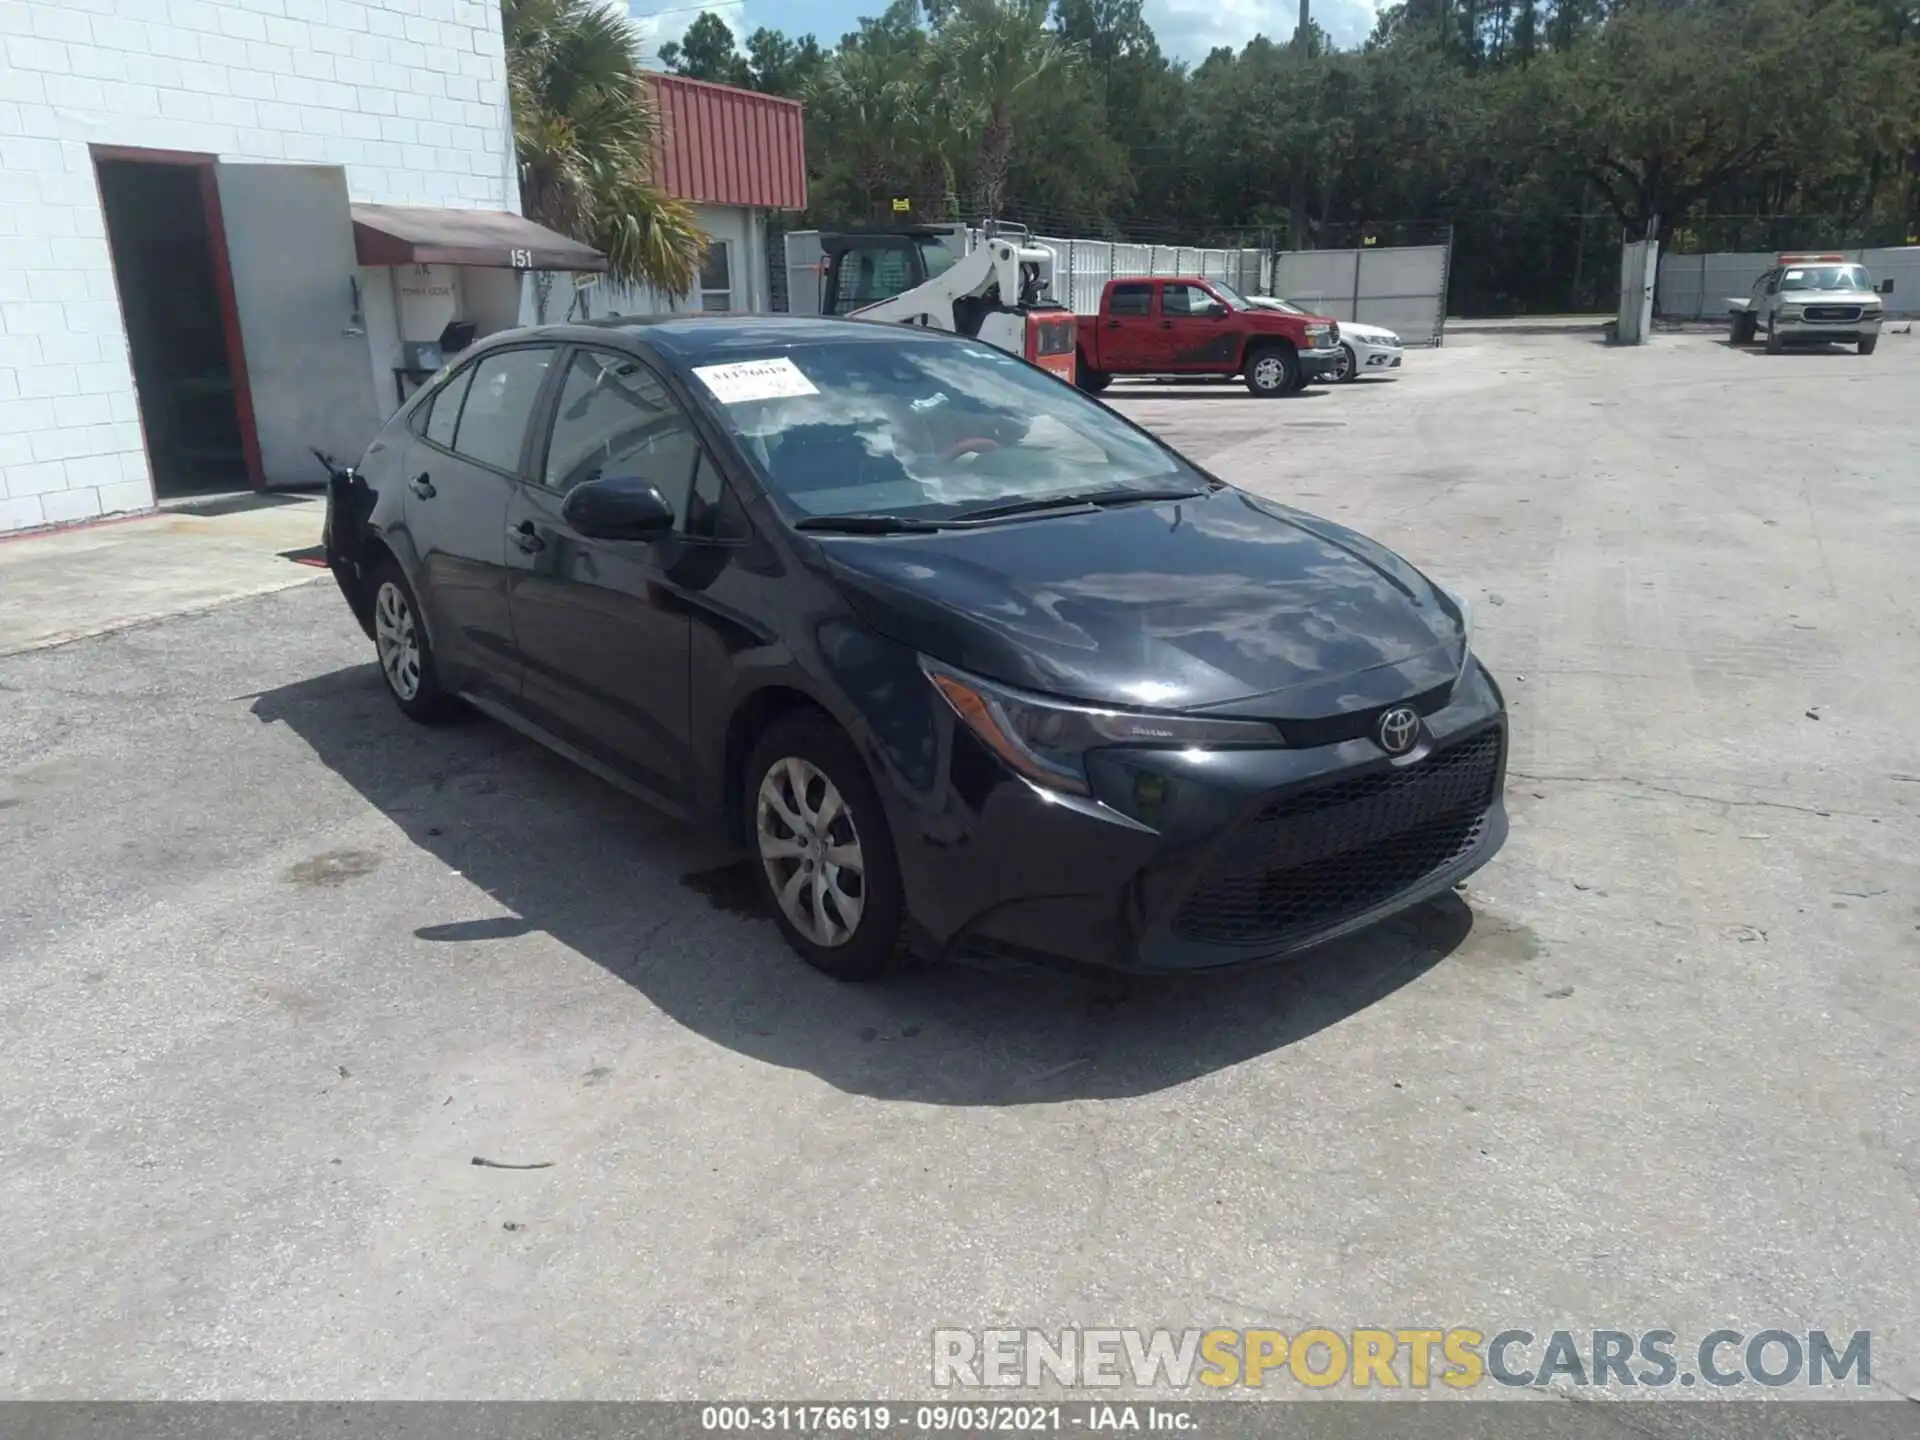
1730;253;1887;355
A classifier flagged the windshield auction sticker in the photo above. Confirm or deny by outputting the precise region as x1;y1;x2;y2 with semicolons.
694;357;819;404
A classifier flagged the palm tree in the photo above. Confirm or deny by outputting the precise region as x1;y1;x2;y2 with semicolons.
929;0;1076;219
806;47;955;219
502;0;706;298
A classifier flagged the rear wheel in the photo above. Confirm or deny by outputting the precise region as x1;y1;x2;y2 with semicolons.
368;558;457;724
745;714;907;982
1730;312;1756;345
1076;361;1110;394
1244;344;1299;397
1859;335;1878;356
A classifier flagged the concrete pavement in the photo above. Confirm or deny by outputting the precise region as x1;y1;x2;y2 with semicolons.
0;491;329;656
1;331;1917;1403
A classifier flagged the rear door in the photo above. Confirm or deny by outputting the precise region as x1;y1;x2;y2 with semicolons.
1097;282;1157;370
407;344;557;703
504;346;710;805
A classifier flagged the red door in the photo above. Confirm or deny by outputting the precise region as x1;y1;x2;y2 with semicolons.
1096;281;1157;370
1157;282;1238;372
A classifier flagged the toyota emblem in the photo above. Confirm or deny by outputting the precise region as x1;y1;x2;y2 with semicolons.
1376;706;1420;756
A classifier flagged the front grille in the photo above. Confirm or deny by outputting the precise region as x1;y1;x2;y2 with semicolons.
1802;306;1862;323
1173;725;1502;946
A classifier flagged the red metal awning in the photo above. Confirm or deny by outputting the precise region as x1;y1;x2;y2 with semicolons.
646;74;808;211
350;204;608;271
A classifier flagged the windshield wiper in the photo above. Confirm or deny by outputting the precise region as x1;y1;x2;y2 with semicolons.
794;514;947;534
949;486;1209;525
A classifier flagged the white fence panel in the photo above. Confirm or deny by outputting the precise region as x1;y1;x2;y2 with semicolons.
1657;246;1920;320
1269;243;1451;345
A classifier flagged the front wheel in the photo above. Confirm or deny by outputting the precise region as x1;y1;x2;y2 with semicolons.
1076;362;1111;394
1332;343;1358;382
1244;345;1299;397
1765;322;1783;355
745;714;907;982
1730;312;1756;345
368;559;457;724
1858;335;1877;356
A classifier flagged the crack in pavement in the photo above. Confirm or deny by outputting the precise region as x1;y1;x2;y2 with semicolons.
1509;770;1874;820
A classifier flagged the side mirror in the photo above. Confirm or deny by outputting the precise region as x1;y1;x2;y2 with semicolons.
1880;278;1895;294
562;476;675;540
1206;301;1230;318
1765;281;1779;295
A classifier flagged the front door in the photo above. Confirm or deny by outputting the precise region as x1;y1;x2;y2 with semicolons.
1157;282;1238;370
505;347;704;806
213;163;382;485
406;344;556;702
1098;281;1157;369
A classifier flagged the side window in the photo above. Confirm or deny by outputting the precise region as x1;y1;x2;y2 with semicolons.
1108;283;1152;317
685;452;748;540
452;347;555;474
542;349;704;528
1161;284;1211;317
421;364;474;450
833;244;914;309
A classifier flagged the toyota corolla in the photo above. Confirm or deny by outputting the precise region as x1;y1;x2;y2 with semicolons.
323;315;1507;981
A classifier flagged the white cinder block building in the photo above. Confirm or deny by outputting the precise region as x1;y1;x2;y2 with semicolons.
0;0;808;536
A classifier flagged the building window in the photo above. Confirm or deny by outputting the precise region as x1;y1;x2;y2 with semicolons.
700;241;733;312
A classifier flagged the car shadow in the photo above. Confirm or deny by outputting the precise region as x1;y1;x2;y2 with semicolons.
1734;343;1863;358
1111;385;1334;402
251;663;1477;1107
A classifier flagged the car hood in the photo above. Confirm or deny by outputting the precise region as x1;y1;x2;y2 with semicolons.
1340;320;1399;343
815;487;1467;715
1785;289;1881;306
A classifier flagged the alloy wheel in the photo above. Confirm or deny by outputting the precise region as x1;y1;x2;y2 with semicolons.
756;756;866;947
374;581;422;702
1252;355;1287;391
1333;345;1354;381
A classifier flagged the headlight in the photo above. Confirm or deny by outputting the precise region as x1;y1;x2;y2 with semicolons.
1779;306;1803;322
1384;333;1401;347
923;660;1282;795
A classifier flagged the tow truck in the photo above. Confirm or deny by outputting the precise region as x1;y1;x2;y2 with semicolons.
1728;253;1888;354
810;225;1079;384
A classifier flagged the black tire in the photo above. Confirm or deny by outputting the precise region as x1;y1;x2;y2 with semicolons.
744;714;907;982
1334;343;1358;382
1765;322;1783;355
1730;312;1756;345
1858;335;1877;356
1244;343;1298;397
1076;362;1111;394
367;557;458;724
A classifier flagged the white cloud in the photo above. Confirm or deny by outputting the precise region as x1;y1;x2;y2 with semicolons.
626;0;753;66
1143;0;1380;60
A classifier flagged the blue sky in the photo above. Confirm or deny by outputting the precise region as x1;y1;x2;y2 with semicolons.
625;0;1384;69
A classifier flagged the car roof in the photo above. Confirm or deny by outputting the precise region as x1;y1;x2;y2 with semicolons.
469;313;965;366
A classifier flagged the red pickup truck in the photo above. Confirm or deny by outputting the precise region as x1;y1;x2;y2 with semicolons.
1075;276;1343;397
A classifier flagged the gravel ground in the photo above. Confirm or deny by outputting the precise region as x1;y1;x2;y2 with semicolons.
1;329;1915;1405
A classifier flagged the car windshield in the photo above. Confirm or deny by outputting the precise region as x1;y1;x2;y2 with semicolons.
694;339;1196;522
1780;264;1870;292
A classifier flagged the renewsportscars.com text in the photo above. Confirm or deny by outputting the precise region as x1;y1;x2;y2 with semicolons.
932;1328;1872;1390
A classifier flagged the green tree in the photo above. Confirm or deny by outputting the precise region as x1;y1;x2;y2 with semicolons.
659;11;753;86
745;28;828;95
929;0;1078;217
502;0;706;296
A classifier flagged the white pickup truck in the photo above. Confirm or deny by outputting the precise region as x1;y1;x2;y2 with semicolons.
1729;253;1888;354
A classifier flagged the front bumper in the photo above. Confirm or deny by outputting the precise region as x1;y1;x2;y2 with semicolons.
1776;313;1882;343
1298;345;1344;379
1353;338;1404;372
895;658;1509;973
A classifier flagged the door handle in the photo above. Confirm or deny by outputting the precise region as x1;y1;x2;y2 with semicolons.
1159;320;1174;329
1105;320;1121;329
408;472;435;499
508;522;545;554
